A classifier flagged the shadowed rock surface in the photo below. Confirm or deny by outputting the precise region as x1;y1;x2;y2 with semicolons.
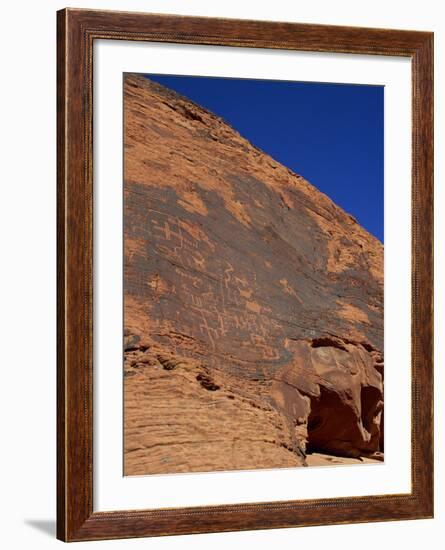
123;74;384;475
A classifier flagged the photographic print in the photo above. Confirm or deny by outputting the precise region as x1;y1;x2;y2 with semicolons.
123;73;384;476
57;11;434;540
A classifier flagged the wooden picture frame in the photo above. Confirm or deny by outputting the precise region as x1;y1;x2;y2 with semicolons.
57;8;434;542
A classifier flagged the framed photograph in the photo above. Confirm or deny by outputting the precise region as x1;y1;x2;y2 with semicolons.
57;8;434;542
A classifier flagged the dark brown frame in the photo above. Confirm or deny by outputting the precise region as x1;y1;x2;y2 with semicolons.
57;8;434;542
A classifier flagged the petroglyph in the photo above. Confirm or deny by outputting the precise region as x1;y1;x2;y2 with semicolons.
123;75;384;475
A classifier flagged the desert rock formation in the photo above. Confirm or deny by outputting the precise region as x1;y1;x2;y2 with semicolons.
123;74;384;475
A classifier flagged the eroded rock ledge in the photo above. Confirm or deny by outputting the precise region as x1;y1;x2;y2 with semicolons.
123;75;384;475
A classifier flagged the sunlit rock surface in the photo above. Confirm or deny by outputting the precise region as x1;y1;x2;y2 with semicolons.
123;75;384;475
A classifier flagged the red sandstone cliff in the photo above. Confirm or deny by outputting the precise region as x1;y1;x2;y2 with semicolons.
123;74;384;475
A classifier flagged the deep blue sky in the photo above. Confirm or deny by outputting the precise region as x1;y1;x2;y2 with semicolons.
145;74;384;242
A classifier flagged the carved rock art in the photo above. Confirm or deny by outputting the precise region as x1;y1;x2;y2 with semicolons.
123;75;384;475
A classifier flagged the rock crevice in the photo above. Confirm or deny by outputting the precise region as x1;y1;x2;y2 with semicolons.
123;75;384;475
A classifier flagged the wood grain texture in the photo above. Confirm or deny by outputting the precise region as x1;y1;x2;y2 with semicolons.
57;7;434;541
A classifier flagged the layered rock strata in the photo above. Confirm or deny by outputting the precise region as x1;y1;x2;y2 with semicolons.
123;74;384;475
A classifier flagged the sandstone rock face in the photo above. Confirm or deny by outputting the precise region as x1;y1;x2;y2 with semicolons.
123;75;384;475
